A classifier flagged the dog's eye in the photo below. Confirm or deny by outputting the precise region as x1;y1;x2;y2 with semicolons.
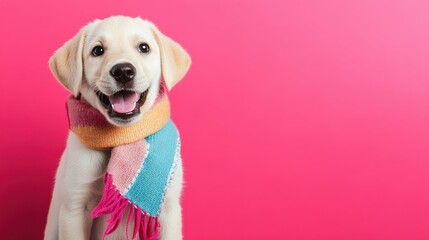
138;43;150;53
92;46;104;57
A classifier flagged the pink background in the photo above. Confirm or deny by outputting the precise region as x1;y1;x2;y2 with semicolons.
1;0;429;239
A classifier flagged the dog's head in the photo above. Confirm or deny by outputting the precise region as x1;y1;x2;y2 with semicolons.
49;16;191;126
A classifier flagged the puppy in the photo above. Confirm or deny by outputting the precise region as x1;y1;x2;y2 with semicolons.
44;16;191;240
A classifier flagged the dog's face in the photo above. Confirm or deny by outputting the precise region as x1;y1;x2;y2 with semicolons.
82;17;162;125
49;16;191;125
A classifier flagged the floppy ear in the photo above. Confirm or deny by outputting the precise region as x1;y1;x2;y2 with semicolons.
150;24;191;91
49;27;87;96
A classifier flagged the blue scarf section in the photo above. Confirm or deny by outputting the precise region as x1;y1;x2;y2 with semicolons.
125;119;180;216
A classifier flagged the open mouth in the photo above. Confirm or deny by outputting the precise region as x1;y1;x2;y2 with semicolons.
96;89;149;120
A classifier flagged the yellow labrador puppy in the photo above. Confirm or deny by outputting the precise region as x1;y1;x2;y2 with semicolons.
44;16;191;240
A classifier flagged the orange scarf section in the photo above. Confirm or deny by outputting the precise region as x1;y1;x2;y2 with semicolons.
69;95;170;150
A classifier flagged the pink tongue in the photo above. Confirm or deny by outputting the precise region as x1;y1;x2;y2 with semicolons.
108;92;141;113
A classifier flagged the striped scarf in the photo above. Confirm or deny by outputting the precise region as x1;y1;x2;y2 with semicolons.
67;90;180;240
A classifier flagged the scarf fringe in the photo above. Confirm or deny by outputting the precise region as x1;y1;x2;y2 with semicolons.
92;173;161;240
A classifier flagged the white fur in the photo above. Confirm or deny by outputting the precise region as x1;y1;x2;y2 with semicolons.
44;16;191;240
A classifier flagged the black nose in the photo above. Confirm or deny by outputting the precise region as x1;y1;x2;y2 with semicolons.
110;63;136;83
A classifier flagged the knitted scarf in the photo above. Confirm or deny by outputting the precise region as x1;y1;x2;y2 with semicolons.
67;88;180;240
